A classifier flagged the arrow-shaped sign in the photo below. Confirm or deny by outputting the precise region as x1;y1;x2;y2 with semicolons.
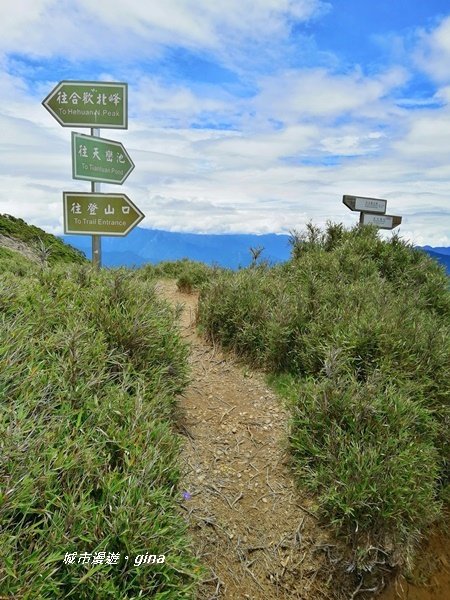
43;81;127;129
343;195;387;214
359;212;402;230
72;132;134;185
63;192;144;236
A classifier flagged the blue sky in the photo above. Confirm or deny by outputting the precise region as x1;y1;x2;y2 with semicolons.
1;0;450;244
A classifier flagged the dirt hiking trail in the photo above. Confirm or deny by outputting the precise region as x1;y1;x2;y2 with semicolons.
155;279;335;600
155;279;449;600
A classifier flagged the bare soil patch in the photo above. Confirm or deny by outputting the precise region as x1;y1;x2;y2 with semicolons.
377;527;450;600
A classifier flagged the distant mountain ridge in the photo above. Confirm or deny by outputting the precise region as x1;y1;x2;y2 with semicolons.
419;248;450;275
60;228;293;269
60;227;450;274
422;245;450;256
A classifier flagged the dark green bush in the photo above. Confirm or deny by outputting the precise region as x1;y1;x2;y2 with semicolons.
287;374;441;569
177;273;194;293
139;258;220;289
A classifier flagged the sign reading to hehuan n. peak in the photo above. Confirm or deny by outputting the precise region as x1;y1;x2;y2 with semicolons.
43;81;128;129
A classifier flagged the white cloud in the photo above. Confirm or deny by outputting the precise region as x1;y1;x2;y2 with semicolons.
414;15;450;83
191;124;318;169
131;77;233;127
252;67;408;121
0;0;328;68
319;130;385;155
1;1;53;47
78;0;327;48
391;107;450;165
1;63;449;245
0;2;449;247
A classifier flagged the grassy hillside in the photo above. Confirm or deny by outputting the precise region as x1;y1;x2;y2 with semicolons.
0;246;38;275
0;249;201;597
197;222;450;576
0;214;87;265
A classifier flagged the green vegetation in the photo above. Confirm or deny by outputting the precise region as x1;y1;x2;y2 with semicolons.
0;214;87;265
0;246;36;276
139;258;222;293
0;262;201;598
2;216;448;591
197;222;450;573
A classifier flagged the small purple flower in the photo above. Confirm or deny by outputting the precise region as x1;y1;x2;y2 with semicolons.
182;491;191;500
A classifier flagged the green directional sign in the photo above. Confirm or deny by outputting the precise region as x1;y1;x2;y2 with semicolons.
64;192;144;236
43;81;127;128
72;132;134;184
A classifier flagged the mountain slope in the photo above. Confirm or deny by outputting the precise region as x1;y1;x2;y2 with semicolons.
0;214;87;265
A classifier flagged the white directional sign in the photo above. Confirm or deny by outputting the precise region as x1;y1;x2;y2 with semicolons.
360;213;402;229
343;195;387;214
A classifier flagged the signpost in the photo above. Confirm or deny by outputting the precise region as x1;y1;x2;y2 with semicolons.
42;81;127;128
72;132;134;184
359;212;402;230
64;192;144;236
343;194;402;231
43;79;144;268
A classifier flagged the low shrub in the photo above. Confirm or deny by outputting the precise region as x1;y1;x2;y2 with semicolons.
139;258;220;290
284;373;441;570
0;214;87;265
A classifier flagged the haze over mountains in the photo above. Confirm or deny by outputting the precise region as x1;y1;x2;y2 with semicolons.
61;228;450;274
61;229;292;269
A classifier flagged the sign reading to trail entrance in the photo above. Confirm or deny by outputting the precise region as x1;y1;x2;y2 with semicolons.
72;132;134;184
43;81;128;128
360;212;402;229
64;192;144;236
343;195;387;214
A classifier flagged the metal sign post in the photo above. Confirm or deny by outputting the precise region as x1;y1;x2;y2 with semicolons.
91;128;101;268
343;195;402;230
43;79;145;270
